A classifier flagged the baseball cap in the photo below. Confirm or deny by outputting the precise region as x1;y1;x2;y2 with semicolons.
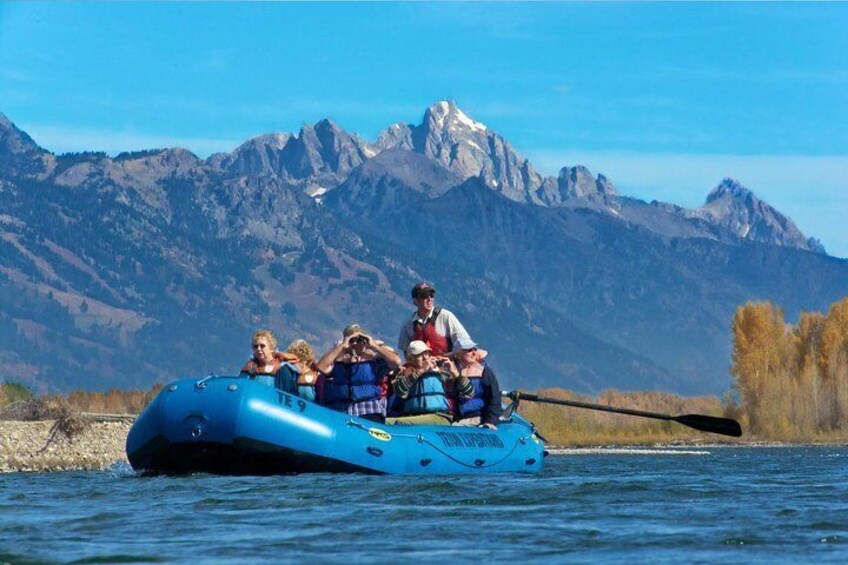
451;336;478;353
411;282;436;299
343;323;363;337
406;340;432;357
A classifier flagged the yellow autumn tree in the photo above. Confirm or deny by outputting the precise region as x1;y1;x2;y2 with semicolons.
731;296;848;439
731;301;792;436
791;311;824;434
818;298;848;430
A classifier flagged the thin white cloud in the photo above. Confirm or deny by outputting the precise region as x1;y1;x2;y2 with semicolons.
653;66;848;85
195;49;234;73
0;67;30;82
20;124;242;157
409;3;552;42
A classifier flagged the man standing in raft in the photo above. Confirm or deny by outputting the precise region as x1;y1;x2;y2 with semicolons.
398;282;471;358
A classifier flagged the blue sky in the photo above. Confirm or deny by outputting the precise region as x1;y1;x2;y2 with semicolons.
2;2;847;256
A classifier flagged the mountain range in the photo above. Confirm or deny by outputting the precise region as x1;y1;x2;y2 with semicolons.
1;101;845;395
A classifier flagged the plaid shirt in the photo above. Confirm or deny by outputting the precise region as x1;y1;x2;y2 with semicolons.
347;397;387;418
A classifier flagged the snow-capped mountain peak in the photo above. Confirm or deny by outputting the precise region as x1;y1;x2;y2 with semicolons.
427;100;488;134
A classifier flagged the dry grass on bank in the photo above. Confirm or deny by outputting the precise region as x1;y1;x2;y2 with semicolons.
56;386;164;415
1;383;163;419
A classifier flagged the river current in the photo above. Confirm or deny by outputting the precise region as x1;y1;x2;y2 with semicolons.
1;447;846;564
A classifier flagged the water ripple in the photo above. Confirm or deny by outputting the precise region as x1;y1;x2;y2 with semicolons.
1;447;847;563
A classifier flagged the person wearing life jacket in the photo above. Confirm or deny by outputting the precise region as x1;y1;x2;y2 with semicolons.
398;282;472;358
386;340;473;426
450;337;502;430
240;329;300;394
315;324;401;423
284;339;324;403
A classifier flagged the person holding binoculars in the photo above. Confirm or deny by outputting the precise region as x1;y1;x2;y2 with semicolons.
315;324;401;423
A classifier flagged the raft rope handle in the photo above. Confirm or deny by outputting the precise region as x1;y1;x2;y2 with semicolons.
370;427;533;469
410;433;528;469
345;417;537;469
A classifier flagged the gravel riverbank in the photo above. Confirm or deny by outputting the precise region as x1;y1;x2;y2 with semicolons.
0;420;132;473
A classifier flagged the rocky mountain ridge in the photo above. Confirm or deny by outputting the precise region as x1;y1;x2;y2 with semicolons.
0;104;844;395
687;178;825;253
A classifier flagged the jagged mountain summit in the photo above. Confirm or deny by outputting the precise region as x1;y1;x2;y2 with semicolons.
210;118;376;195
375;100;552;205
687;178;825;253
368;103;823;254
1;103;822;255
1;106;844;396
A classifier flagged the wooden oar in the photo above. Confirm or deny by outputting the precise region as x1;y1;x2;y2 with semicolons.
503;390;742;437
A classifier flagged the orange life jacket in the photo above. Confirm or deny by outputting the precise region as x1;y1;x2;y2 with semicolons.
240;351;298;376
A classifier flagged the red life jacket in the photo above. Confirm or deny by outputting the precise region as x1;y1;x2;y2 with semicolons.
412;307;451;356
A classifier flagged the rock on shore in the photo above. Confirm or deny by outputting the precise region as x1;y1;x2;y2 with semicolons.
0;420;132;473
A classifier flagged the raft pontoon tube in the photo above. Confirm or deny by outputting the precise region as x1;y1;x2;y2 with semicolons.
126;375;546;475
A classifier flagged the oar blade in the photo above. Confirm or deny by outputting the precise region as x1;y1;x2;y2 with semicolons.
675;414;742;437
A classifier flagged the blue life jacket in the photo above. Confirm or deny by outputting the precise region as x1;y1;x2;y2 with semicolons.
273;363;300;395
401;371;450;415
458;374;485;418
295;371;320;402
324;360;384;410
298;384;316;402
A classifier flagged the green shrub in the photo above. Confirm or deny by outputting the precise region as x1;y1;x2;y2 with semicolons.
0;381;34;406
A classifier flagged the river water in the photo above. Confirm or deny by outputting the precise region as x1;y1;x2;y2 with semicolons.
1;447;846;564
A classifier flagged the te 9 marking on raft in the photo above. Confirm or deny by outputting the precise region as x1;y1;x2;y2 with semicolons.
276;391;307;413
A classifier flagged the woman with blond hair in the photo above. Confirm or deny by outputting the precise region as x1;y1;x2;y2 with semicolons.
285;339;324;402
240;329;307;398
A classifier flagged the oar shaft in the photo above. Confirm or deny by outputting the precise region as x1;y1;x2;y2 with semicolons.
503;391;742;437
515;393;674;422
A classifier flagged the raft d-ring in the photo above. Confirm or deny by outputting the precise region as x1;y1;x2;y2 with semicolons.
195;373;217;389
519;436;527;444
417;435;424;443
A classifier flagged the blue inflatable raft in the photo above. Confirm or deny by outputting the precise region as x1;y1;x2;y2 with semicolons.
126;374;547;475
